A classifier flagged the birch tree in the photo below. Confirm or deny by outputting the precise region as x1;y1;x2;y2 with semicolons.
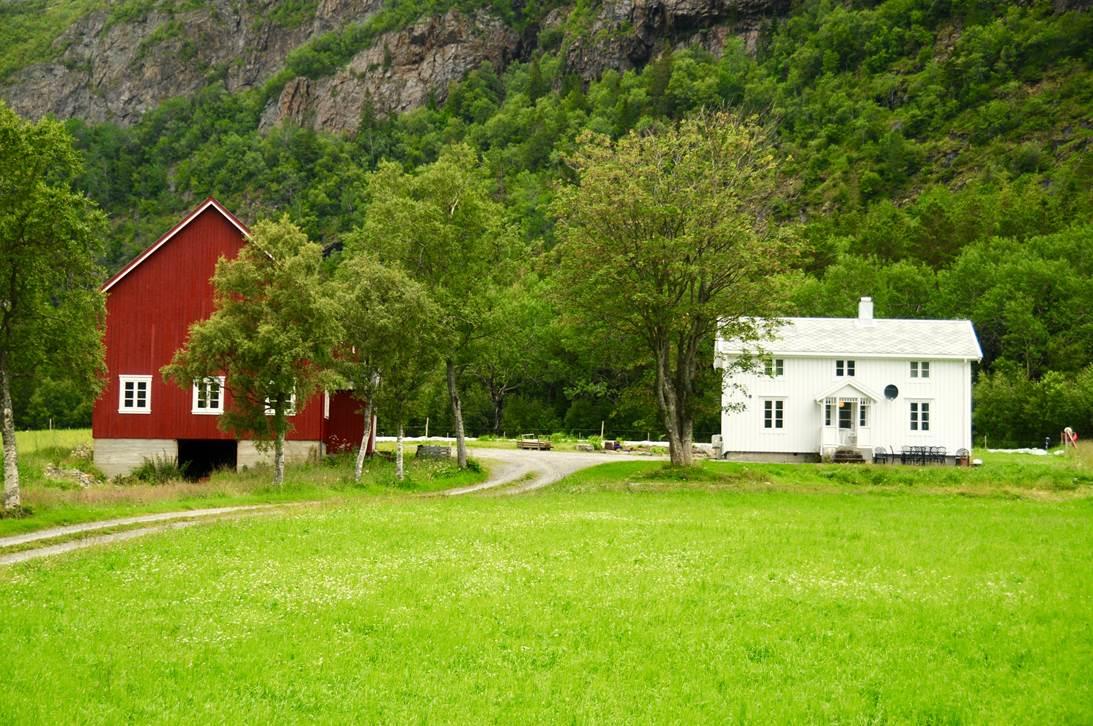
334;253;443;481
553;112;797;467
349;144;516;468
163;217;340;485
0;102;106;511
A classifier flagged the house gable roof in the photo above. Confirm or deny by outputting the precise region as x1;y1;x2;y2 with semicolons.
101;197;249;293
720;317;982;361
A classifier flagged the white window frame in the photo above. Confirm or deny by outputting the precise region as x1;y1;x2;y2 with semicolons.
191;376;225;415
118;375;152;414
859;402;869;428
265;391;297;417
762;399;784;430
836;359;856;377
910;401;931;432
764;358;784;378
910;361;931;379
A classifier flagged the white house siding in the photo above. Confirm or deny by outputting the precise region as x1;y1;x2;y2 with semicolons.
720;356;974;457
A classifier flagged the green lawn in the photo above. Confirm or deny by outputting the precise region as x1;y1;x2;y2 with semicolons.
0;464;1089;722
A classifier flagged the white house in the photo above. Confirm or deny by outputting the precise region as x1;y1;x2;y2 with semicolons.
716;297;982;462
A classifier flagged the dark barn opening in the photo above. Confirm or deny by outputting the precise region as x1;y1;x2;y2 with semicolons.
177;440;237;480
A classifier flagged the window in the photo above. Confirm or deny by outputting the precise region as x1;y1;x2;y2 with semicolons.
118;375;152;414
859;403;869;427
763;400;784;429
265;392;297;417
764;358;784;377
836;359;855;377
825;401;832;427
910;361;931;379
192;376;225;414
910;402;930;431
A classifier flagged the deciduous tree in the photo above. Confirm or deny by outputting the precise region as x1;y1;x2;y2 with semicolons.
553;111;797;466
349;144;516;468
163;217;340;485
0;102;106;511
334;253;443;481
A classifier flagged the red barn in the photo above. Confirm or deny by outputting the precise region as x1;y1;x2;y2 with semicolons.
92;198;372;478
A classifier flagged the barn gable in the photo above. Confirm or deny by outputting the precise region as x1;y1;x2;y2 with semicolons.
101;197;249;293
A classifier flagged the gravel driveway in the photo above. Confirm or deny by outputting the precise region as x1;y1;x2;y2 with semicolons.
445;447;665;495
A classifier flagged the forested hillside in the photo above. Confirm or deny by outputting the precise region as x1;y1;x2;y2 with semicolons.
3;0;1090;446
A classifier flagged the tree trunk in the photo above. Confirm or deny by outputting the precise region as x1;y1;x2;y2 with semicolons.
490;388;505;436
0;358;20;511
354;400;374;482
654;346;694;468
395;423;405;480
273;429;285;486
446;358;468;468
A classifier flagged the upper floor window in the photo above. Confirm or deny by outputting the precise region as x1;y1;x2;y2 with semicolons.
192;376;225;415
836;359;856;377
910;361;931;379
763;399;784;429
118;375;152;414
910;401;930;431
764;358;784;377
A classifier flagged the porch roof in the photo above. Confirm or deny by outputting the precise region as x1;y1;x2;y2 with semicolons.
814;380;881;403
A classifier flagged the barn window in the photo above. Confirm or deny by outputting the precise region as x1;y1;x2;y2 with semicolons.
192;377;225;415
763;399;784;429
836;360;855;377
764;358;784;377
118;375;152;414
264;391;297;417
910;402;930;431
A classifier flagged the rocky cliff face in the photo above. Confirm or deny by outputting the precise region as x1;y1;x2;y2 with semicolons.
261;9;520;134
1;0;787;133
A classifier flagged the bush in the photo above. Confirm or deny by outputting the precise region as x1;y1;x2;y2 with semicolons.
587;435;603;450
129;455;188;484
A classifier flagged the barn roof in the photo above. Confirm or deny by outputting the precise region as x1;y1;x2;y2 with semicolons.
719;316;982;360
101;197;249;293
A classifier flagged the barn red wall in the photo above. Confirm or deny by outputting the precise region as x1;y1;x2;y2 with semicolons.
92;206;323;441
322;391;374;453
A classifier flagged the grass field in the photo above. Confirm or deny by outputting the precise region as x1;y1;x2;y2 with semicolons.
0;455;1090;721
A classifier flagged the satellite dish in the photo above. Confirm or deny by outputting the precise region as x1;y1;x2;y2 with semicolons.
884;384;899;400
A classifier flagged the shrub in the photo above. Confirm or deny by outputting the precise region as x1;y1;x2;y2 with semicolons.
129;455;189;484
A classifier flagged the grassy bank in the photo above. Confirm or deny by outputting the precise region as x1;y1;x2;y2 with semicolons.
0;483;1089;721
2;430;485;536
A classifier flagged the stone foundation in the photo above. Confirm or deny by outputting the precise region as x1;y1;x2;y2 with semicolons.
94;438;323;477
94;438;178;478
236;440;322;469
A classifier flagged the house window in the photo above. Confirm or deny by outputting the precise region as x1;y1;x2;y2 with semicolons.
763;400;784;429
910;402;930;431
836;359;855;377
764;358;784;377
910;361;931;379
192;376;225;415
825;401;832;427
859;402;869;427
118;375;152;414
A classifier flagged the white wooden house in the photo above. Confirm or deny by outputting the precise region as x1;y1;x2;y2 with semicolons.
715;298;982;462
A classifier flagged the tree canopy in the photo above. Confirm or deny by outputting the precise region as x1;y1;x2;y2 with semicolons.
0;101;106;509
553;112;798;465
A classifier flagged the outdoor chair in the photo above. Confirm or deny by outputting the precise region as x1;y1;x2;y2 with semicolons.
955;448;970;466
873;447;889;464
